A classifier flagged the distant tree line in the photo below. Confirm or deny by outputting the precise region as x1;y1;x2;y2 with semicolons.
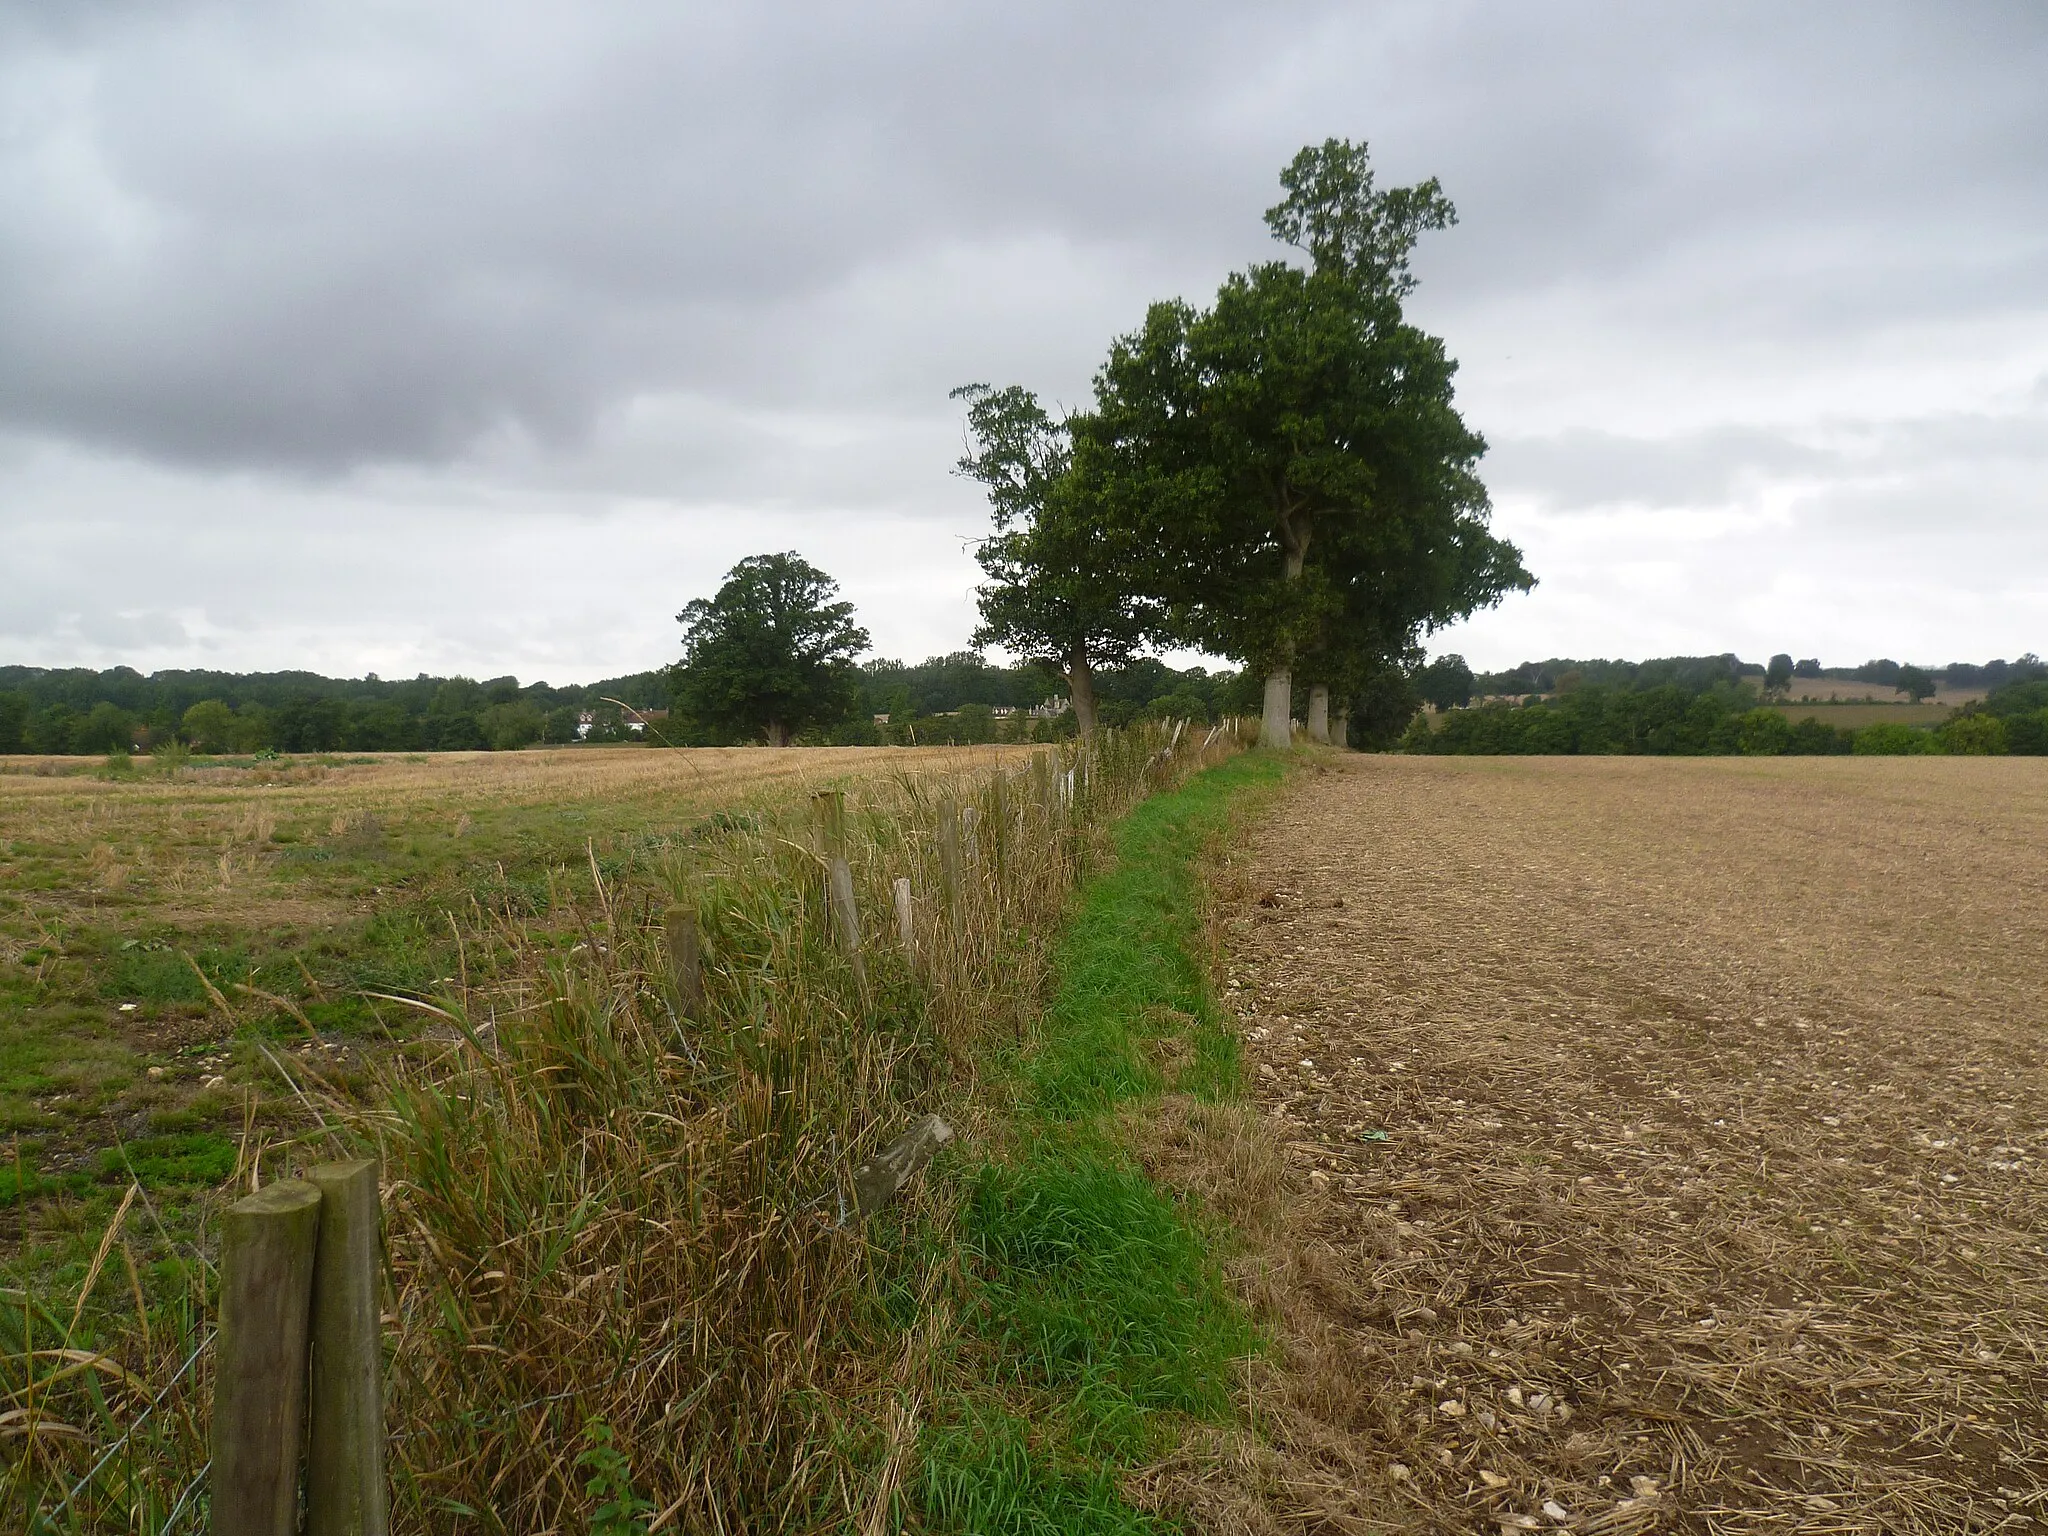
1466;653;2043;701
0;651;1250;756
0;665;666;756
1403;669;2048;757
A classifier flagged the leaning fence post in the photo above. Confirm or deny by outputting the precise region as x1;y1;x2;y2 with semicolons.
305;1159;388;1536
213;1179;323;1536
664;906;706;1019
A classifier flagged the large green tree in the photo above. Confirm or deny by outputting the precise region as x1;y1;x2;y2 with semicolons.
953;383;1157;740
669;553;870;746
1092;139;1530;748
181;698;235;751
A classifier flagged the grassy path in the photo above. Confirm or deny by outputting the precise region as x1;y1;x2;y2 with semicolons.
917;751;1285;1534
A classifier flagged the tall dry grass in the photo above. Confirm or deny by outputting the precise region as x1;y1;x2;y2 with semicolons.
6;722;1248;1533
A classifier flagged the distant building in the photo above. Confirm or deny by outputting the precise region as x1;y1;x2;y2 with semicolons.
574;706;668;739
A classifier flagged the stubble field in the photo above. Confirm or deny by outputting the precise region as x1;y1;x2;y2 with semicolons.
0;745;1013;1264
1222;754;2047;1532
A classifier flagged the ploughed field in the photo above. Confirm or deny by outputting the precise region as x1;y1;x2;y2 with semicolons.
0;745;1011;1263
1228;754;2047;1532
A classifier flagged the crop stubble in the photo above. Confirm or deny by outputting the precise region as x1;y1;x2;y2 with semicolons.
1222;755;2047;1532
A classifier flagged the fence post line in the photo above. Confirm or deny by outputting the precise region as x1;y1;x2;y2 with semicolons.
212;1179;322;1536
305;1159;388;1536
664;906;706;1019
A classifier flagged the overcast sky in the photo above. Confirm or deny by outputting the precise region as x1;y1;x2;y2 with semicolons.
4;2;2044;683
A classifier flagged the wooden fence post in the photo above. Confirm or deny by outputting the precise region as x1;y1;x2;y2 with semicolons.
212;1179;322;1536
987;775;1007;878
936;801;964;927
812;789;847;860
892;877;915;963
664;906;705;1019
828;857;867;989
305;1159;388;1536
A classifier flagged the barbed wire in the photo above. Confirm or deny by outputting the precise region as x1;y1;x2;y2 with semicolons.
155;1459;210;1536
35;1328;215;1530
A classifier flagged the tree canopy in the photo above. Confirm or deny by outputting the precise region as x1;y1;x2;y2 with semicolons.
953;384;1157;739
1081;139;1530;746
669;553;870;746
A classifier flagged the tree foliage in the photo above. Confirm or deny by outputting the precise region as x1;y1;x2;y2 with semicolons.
1082;139;1529;745
669;553;870;746
1414;654;1474;712
953;384;1157;738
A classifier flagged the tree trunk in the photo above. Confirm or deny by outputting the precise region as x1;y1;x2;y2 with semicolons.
765;720;791;747
1067;651;1100;742
1260;668;1294;750
1260;514;1310;751
1330;706;1351;751
1305;685;1330;745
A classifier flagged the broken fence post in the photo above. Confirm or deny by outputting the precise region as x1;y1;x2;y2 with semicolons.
213;1179;323;1536
664;905;706;1019
306;1159;389;1536
851;1114;956;1217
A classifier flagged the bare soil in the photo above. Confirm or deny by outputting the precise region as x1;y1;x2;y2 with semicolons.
1219;754;2048;1533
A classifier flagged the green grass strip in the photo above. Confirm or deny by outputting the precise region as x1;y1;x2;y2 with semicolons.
919;752;1288;1534
1029;753;1285;1119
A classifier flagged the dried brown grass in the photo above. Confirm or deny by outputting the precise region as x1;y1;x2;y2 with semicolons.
1198;754;2048;1534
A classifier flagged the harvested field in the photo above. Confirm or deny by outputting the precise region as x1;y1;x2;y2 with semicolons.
0;745;1016;1255
1762;702;1950;728
1782;679;1984;707
1220;755;2048;1532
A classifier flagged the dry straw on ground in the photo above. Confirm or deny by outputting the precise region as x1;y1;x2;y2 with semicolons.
1183;754;2047;1535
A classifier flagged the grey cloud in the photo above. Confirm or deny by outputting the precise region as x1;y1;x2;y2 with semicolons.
4;2;2048;679
3;2;2045;475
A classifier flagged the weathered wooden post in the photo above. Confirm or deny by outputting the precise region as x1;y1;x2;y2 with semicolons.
812;789;847;859
664;905;705;1019
828;856;867;989
892;877;915;963
212;1179;323;1536
306;1159;387;1536
986;775;1007;880
851;1114;955;1217
935;801;964;928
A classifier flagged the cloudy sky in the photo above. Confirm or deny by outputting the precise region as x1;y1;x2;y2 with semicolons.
4;2;2044;683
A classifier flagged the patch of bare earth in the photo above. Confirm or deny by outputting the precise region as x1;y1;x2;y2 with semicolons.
1198;755;2048;1534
